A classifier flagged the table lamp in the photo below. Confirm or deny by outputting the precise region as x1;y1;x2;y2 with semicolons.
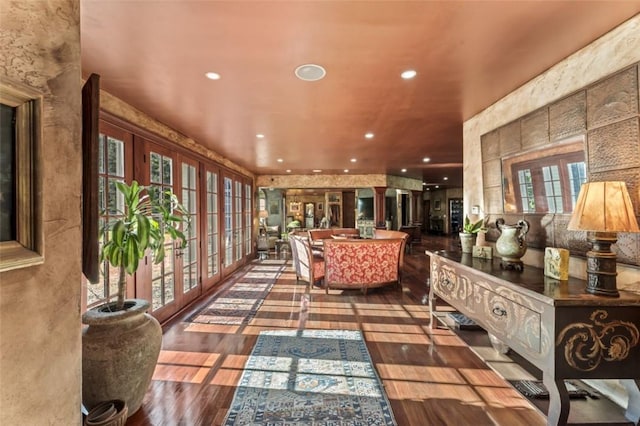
567;181;639;297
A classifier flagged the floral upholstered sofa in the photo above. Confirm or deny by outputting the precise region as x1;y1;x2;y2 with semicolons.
322;230;408;294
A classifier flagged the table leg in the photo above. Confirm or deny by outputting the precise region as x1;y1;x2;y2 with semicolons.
543;373;570;425
622;379;640;425
428;278;438;330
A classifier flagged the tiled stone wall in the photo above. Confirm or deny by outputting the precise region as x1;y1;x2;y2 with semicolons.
463;15;640;288
480;63;640;267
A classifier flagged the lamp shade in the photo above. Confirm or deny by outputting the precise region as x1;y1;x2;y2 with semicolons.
567;181;639;232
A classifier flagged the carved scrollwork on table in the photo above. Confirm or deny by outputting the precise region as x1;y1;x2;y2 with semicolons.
556;310;639;371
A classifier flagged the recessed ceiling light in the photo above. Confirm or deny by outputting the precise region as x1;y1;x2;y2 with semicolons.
256;134;265;139
422;182;427;186
423;157;431;162
364;132;374;139
277;158;283;163
286;169;291;173
401;69;417;79
344;169;349;173
350;158;357;163
294;64;326;81
312;169;322;173
443;177;449;181
426;188;430;191
205;72;221;80
435;185;440;189
401;168;407;173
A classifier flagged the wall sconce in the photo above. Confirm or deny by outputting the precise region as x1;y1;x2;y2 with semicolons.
567;181;639;297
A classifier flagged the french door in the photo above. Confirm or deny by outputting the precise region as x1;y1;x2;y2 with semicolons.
201;165;221;290
135;138;201;322
221;172;251;276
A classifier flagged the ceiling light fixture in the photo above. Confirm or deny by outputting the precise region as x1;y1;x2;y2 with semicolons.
205;72;221;80
344;169;349;173
423;157;431;162
443;177;449;181
286;169;291;173
256;134;265;139
277;158;283;163
312;169;322;173
294;64;326;81
401;69;417;80
350;158;357;163
401;168;407;173
435;185;440;189
364;132;374;139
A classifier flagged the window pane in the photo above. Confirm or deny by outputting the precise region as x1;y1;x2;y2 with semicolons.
162;156;172;184
150;152;161;184
98;134;105;174
0;103;16;242
106;137;124;177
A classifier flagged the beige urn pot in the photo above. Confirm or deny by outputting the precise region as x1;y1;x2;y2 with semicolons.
82;299;162;417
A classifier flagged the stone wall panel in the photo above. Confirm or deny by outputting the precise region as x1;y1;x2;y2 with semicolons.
587;66;638;129
549;91;586;141
521;108;549;150
481;129;500;161
587;117;640;173
499;121;521;155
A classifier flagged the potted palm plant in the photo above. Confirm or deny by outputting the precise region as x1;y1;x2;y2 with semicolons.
459;215;483;253
82;181;188;418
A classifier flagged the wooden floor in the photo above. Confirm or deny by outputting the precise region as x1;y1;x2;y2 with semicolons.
125;235;566;425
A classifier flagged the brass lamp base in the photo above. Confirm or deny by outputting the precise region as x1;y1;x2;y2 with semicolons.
585;231;619;297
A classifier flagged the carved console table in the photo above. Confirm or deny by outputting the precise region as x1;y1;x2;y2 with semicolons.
426;250;640;426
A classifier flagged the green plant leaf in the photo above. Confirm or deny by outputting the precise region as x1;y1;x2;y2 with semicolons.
124;237;139;275
111;220;126;247
136;213;150;250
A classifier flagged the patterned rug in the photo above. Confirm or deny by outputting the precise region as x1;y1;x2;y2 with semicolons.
224;329;397;426
187;261;286;325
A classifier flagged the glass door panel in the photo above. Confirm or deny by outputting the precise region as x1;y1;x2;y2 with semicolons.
223;176;234;270
202;167;220;290
178;157;200;306
234;180;243;262
148;149;176;312
86;121;132;310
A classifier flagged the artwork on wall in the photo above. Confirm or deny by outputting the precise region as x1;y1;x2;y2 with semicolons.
289;202;301;213
434;200;441;210
318;202;323;211
269;201;279;215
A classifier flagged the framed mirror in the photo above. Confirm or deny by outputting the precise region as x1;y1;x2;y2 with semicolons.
502;136;586;214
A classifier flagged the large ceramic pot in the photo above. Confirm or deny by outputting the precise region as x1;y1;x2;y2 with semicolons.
495;218;529;271
82;299;162;417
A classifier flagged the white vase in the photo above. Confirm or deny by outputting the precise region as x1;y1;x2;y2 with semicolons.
495;219;530;269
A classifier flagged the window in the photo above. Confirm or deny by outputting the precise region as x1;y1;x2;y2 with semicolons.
181;162;198;293
517;169;535;213
0;78;43;271
205;170;219;278
87;132;127;306
542;165;563;213
502;138;586;214
244;183;252;255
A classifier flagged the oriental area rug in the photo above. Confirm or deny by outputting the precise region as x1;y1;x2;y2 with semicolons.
224;329;397;426
187;261;286;325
